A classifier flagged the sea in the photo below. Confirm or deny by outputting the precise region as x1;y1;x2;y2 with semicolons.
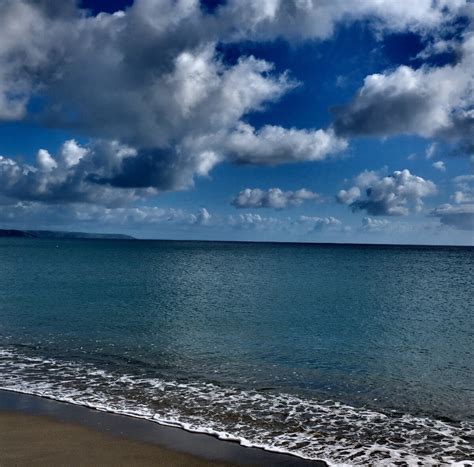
0;238;472;466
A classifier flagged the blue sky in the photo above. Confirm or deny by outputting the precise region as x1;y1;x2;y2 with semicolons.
0;0;473;244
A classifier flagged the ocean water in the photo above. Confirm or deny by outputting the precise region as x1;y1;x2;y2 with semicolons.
0;238;472;465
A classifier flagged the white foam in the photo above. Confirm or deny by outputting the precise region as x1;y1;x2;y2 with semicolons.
0;347;472;466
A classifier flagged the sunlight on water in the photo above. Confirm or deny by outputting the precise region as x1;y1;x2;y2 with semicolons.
0;239;473;465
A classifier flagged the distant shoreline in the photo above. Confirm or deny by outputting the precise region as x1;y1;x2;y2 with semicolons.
0;229;134;240
1;229;472;248
0;389;325;466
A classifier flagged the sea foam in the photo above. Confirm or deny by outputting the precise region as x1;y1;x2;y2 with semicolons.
0;347;472;466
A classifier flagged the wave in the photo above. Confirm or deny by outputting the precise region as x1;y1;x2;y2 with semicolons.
0;347;472;466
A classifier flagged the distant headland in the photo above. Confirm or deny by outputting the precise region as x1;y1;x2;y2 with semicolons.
0;229;134;240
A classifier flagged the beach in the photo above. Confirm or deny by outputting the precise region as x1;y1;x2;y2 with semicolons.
0;411;229;467
0;389;324;466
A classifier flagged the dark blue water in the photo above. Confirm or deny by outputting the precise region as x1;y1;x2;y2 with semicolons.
0;239;473;465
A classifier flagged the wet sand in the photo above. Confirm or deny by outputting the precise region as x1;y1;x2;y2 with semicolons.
0;390;326;466
0;411;232;467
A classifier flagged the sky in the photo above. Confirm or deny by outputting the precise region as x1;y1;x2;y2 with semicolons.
0;0;473;244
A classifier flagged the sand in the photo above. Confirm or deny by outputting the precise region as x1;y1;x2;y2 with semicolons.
0;390;325;467
0;411;232;467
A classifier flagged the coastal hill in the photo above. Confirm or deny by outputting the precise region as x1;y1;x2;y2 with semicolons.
0;229;134;240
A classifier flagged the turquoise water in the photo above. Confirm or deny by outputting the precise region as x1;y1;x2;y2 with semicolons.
0;238;473;465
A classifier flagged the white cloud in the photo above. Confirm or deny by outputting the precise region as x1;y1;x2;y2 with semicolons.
0;1;301;194
0;0;466;205
337;169;437;216
216;0;469;41
452;174;474;204
425;143;438;160
227;212;286;231
192;207;212;225
0;0;471;234
335;186;361;205
36;149;57;172
60;140;89;168
361;217;391;231
0;201;213;230
222;123;347;165
333;33;474;154
298;215;343;232
432;161;446;172
453;191;473;203
232;187;319;209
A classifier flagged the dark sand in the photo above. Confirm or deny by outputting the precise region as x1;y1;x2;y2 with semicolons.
0;390;326;466
0;411;232;467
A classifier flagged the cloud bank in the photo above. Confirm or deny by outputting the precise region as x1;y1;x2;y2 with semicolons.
0;0;472;240
0;0;470;201
0;0;353;200
232;187;319;209
431;204;474;230
430;174;474;230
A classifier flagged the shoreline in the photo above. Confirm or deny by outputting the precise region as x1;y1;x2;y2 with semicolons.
0;389;326;466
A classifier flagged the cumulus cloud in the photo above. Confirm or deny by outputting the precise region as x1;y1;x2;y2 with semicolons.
333;32;474;154
337;169;437;216
231;187;319;209
335;186;361;205
227;213;285;231
430;203;474;230
222;123;347;165
0;0;356;200
0;140;146;206
0;0;305;193
361;217;391;231
0;0;472;237
0;0;469;203
298;215;343;232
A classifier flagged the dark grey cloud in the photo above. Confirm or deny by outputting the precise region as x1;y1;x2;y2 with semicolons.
333;82;432;137
89;148;201;192
431;204;474;230
0;140;144;206
337;169;437;216
436;110;474;156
